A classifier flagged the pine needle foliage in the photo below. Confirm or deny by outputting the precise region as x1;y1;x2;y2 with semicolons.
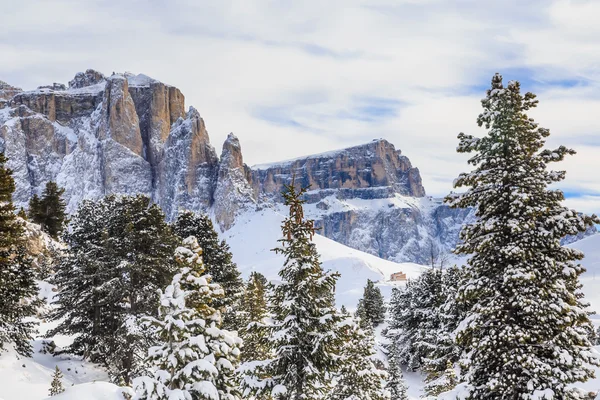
446;73;599;399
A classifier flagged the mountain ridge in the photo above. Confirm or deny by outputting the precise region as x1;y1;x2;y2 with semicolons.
1;69;592;265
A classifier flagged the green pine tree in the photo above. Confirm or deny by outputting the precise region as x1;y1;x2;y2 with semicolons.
49;365;65;396
50;195;180;384
134;236;241;400
386;351;408;400
240;182;342;400
31;181;67;239
332;314;388;400
239;271;270;363
0;153;40;356
28;194;42;224
423;266;467;396
386;269;443;372
355;279;386;328
446;73;599;398
172;211;244;330
0;153;23;256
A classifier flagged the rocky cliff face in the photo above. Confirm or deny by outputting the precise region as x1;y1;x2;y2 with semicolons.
250;139;426;202
0;70;219;216
6;69;585;266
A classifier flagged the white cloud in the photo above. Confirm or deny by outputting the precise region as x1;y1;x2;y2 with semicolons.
1;0;599;213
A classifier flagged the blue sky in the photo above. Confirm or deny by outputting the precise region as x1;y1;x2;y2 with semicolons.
2;0;600;213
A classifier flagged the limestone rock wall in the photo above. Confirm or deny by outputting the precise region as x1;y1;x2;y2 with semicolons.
0;69;478;265
250;139;426;203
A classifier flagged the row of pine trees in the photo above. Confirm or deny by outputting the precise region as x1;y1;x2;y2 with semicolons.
1;73;599;399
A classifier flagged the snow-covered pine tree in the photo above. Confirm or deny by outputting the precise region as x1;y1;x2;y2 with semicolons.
50;195;180;384
445;73;599;398
49;366;65;396
173;211;244;330
240;182;341;400
385;350;408;400
355;279;386;328
0;152;40;356
423;266;467;396
239;271;270;363
332;313;388;400
134;236;241;400
386;269;443;372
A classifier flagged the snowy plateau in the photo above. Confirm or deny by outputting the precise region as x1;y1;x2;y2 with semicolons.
1;70;599;399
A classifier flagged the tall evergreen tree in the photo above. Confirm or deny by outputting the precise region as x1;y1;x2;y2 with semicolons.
423;266;467;396
446;73;599;398
0;153;40;356
29;181;67;239
386;269;443;372
50;195;179;384
28;194;41;223
241;183;341;400
49;366;65;396
0;153;22;257
355;279;386;328
134;237;241;400
385;352;408;400
172;211;244;330
332;312;388;400
239;271;270;363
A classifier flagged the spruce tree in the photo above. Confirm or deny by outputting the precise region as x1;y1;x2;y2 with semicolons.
134;237;241;400
0;153;22;257
172;211;244;330
0;153;40;356
423;266;466;396
50;195;179;384
446;73;599;398
355;279;386;328
29;182;67;239
49;365;65;396
28;194;42;223
385;351;408;400
332;313;388;400
386;269;443;371
239;271;270;363
355;299;367;327
240;183;341;400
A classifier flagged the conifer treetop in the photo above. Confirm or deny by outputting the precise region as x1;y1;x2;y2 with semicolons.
444;73;599;399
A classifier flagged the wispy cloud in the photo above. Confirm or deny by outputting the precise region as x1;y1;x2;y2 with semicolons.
2;0;600;213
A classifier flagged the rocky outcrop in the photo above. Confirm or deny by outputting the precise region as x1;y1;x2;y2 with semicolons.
158;107;219;220
68;69;105;89
128;75;185;169
0;69;479;264
250;139;425;202
213;133;256;231
10;82;103;124
0;81;22;105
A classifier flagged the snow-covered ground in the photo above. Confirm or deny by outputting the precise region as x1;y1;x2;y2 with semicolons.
0;283;108;400
224;206;426;310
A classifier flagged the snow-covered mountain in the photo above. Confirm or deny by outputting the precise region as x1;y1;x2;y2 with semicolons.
0;70;594;265
0;69;479;264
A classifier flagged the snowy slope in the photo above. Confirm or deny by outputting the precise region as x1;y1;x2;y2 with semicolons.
0;288;108;400
223;205;426;310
